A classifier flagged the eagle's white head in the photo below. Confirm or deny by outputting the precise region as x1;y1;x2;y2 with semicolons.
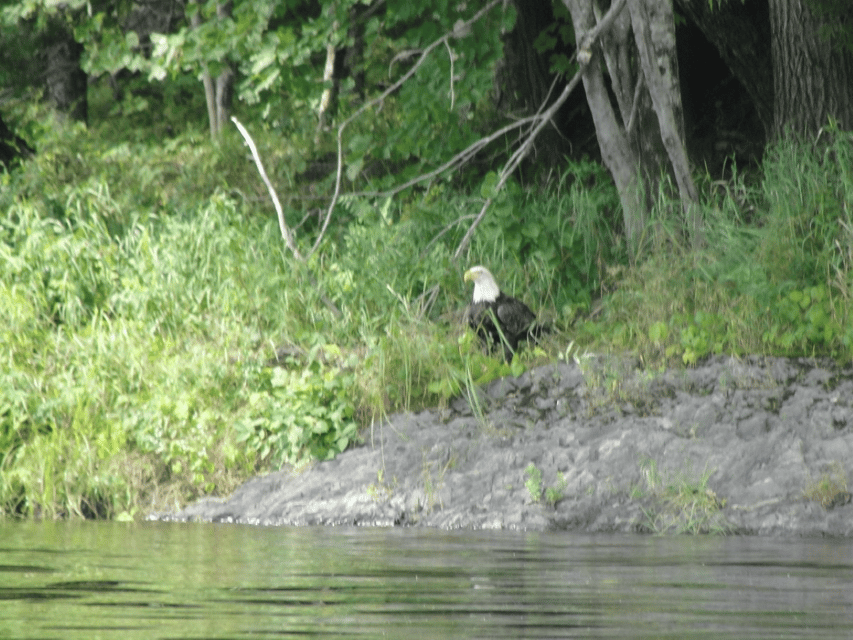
464;265;501;303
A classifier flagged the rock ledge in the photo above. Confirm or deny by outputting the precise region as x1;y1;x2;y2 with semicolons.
152;356;853;535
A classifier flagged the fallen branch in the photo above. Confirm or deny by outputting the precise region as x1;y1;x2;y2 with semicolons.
451;68;584;262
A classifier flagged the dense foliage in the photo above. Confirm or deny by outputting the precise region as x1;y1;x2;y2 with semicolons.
2;0;853;520
0;105;617;518
3;108;853;519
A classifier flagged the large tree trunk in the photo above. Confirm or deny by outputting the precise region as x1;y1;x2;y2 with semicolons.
496;0;576;169
597;3;669;217
675;0;773;139
44;16;88;124
566;1;643;256
769;0;853;137
628;0;700;242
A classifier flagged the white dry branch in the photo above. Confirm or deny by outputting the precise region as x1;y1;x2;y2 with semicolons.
231;116;302;261
232;116;344;318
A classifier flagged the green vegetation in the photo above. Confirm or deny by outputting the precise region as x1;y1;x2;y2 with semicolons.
633;457;730;535
3;96;853;520
524;463;567;508
803;462;851;508
0;105;609;519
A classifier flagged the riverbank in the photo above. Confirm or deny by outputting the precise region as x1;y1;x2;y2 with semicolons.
152;356;853;534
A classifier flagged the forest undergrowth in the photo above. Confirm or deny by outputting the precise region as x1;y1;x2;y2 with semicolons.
2;112;852;520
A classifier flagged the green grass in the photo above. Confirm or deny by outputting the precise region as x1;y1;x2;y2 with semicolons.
633;457;731;535
524;463;567;508
585;126;853;365
803;462;850;508
3;108;853;520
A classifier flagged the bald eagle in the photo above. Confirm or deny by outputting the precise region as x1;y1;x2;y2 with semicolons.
463;265;545;361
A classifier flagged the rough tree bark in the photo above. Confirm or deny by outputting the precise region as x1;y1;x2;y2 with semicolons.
628;0;700;240
566;0;697;257
567;0;646;256
675;0;773;139
496;0;575;169
317;0;338;134
596;4;667;218
769;0;853;137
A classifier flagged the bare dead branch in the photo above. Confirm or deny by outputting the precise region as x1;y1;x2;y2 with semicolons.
389;49;422;76
372;113;538;201
231;116;301;261
451;67;585;263
625;72;644;136
444;39;456;110
420;212;478;260
579;0;628;59
232;116;343;319
311;0;503;259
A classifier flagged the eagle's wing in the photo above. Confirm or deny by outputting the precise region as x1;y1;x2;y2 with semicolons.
496;295;535;338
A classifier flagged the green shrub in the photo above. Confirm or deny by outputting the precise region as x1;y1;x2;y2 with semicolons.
235;346;359;469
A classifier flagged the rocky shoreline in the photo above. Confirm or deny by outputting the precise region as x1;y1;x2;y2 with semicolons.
152;355;853;535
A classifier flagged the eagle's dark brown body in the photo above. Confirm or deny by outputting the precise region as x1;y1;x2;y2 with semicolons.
463;266;543;362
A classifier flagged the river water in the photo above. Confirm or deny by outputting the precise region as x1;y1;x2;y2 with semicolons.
1;521;851;639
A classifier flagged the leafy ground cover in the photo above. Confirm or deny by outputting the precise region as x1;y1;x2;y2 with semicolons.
2;108;852;519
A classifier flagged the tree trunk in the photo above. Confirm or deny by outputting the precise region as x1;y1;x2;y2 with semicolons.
566;0;647;257
496;0;575;169
191;0;235;138
317;14;339;134
675;0;773;139
596;4;667;217
566;0;697;257
769;0;853;137
215;66;235;134
44;16;88;124
629;0;700;243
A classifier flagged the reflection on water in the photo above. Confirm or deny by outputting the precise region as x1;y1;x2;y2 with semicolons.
1;521;852;639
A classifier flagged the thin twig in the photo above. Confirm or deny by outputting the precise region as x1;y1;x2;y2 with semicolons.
311;0;503;259
580;0;628;57
624;71;644;135
444;39;455;110
376;114;538;200
452;67;583;262
420;212;478;260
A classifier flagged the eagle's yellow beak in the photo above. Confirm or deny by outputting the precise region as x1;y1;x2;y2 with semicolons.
463;267;481;283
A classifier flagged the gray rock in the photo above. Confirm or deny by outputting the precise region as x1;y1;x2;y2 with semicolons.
151;355;853;535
